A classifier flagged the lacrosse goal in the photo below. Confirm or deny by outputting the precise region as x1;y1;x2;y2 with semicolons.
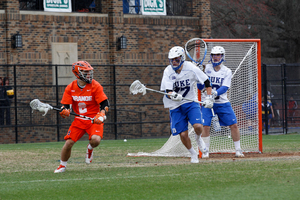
127;39;262;157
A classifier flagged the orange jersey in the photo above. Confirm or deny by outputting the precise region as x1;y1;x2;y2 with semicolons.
61;79;108;118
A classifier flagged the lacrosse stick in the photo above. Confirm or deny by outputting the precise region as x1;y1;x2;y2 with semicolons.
130;80;206;105
185;38;207;70
130;80;215;115
30;99;94;120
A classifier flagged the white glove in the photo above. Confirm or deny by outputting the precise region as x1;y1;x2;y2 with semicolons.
203;95;214;108
212;89;218;99
170;91;183;101
93;112;107;124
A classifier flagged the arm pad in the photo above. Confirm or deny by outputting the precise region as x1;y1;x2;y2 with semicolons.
165;89;173;99
204;79;211;88
216;86;229;96
100;99;110;113
62;104;70;109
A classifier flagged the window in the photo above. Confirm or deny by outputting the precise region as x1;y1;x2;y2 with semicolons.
19;0;43;10
19;0;101;13
166;0;192;16
123;0;141;14
123;0;192;16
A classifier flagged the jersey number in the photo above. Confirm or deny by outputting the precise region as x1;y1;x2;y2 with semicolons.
212;84;220;100
174;86;190;97
78;103;87;114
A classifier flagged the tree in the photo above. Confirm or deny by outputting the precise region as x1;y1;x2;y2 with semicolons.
210;0;300;63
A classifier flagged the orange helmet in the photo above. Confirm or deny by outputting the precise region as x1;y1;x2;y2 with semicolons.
72;61;93;83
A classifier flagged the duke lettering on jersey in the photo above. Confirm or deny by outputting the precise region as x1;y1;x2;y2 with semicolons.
208;76;224;86
173;79;190;88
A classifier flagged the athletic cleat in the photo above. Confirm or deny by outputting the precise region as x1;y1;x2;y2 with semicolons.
235;149;245;158
85;145;93;164
54;165;66;173
202;150;209;159
191;154;199;163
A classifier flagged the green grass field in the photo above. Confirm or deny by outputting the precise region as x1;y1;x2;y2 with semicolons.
1;134;300;200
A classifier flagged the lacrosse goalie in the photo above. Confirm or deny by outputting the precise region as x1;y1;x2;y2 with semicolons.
160;46;214;163
197;46;244;158
54;61;110;173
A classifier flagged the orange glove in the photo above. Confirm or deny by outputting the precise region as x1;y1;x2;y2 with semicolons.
93;112;106;124
60;107;70;118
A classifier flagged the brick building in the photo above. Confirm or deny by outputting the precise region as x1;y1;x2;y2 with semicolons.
0;0;211;143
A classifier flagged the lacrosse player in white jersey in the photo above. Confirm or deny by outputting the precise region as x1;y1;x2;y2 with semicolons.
197;46;244;158
160;46;214;163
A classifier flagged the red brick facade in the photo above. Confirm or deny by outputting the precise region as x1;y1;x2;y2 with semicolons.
0;0;211;143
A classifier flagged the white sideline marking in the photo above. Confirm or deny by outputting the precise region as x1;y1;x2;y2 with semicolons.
1;167;300;184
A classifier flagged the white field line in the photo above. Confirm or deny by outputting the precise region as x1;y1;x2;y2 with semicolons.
1;166;300;185
1;155;300;174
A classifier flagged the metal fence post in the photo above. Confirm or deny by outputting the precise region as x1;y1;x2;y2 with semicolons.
113;64;118;139
262;64;268;134
282;64;288;134
55;65;60;141
14;65;18;143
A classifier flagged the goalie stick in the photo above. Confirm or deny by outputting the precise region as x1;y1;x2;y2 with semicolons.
30;99;94;121
184;38;207;69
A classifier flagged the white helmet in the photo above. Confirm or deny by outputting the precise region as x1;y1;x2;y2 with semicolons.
168;46;185;71
211;46;225;55
210;46;225;67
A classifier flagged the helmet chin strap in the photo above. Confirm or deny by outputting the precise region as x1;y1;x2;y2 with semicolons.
172;61;184;71
212;59;224;67
209;55;225;67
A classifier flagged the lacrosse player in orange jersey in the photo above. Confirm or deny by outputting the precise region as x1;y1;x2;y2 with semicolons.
54;61;109;173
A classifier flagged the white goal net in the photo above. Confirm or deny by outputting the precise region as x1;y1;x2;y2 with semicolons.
127;39;262;157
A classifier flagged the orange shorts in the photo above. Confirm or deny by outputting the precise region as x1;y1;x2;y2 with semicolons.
64;117;104;142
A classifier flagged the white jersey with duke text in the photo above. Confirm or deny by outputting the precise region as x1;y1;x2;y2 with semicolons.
202;63;232;104
160;61;209;110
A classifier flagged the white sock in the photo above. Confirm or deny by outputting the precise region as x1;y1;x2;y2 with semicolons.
202;136;210;151
188;147;197;156
195;133;200;141
88;144;93;150
60;161;67;167
234;140;241;150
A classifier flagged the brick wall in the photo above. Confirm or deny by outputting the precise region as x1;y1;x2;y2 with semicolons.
0;0;211;143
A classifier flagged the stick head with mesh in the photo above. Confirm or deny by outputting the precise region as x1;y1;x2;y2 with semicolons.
185;38;207;66
129;80;147;95
30;99;53;116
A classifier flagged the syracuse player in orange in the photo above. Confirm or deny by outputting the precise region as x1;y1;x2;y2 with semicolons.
54;61;109;173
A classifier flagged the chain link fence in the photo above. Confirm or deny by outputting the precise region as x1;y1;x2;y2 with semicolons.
262;63;300;134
